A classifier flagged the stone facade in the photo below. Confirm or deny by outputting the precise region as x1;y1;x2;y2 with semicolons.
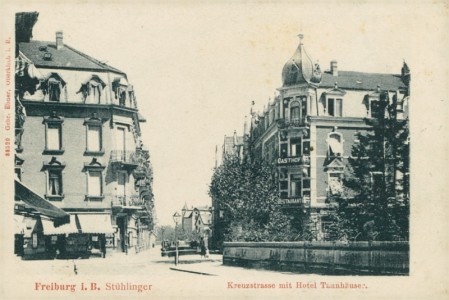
14;13;154;258
244;35;410;239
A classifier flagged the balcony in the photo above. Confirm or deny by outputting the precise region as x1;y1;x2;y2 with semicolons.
276;118;307;129
110;150;138;171
112;195;144;210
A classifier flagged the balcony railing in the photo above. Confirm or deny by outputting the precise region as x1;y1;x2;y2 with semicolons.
110;150;137;163
276;118;307;129
112;195;144;207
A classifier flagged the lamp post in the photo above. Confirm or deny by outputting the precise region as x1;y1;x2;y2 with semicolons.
172;211;181;266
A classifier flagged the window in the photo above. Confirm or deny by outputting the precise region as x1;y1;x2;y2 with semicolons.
42;73;66;102
84;158;105;200
78;75;106;104
370;100;382;119
290;138;301;157
117;172;126;198
327;132;343;157
116;127;126;152
84;115;103;155
87;125;101;152
48;170;63;196
43;157;65;200
290;174;302;197
87;171;103;197
47;123;62;150
327;98;343;117
290;101;300;121
43;113;64;154
328;172;343;195
48;78;61;102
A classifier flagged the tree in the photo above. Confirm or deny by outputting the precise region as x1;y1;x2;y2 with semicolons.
209;154;302;247
332;91;410;241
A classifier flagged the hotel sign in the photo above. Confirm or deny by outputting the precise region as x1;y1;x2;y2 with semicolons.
277;157;301;166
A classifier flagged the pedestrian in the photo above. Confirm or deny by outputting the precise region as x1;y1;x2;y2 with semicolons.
200;237;206;258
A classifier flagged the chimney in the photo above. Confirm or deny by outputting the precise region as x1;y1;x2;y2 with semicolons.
56;31;64;50
330;60;338;76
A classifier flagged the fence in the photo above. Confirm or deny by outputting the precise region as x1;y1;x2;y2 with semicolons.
223;241;409;275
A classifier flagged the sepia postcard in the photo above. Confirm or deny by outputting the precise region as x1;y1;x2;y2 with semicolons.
1;1;448;299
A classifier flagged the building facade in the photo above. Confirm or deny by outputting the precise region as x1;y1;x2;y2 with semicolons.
14;13;155;258
244;35;410;239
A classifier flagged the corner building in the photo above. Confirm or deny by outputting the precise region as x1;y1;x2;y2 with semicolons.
15;23;154;256
247;35;410;239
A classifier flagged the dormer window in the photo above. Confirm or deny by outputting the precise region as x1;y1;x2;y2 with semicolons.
42;73;66;102
323;86;345;117
78;75;106;104
112;77;129;106
327;98;343;117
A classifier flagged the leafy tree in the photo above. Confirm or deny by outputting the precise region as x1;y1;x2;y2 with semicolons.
209;155;303;247
332;91;409;241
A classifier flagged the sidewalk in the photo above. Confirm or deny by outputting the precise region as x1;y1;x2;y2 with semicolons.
168;254;223;276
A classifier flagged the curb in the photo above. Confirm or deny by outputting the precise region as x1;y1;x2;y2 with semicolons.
169;267;217;276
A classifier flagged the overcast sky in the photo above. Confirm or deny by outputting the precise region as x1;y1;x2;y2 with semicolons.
5;1;447;226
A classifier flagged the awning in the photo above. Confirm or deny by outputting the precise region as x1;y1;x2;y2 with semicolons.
15;180;70;227
42;215;79;235
77;214;114;234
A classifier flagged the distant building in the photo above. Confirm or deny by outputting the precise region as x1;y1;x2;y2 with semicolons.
222;130;244;160
14;12;155;259
181;204;213;239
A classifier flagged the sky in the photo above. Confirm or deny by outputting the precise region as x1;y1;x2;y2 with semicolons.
4;1;448;226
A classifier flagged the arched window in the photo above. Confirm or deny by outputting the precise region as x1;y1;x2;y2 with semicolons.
327;132;343;157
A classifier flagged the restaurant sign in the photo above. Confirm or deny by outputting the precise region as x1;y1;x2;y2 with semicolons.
277;198;302;205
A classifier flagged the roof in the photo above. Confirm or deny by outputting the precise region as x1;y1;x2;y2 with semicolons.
19;40;125;74
320;71;406;91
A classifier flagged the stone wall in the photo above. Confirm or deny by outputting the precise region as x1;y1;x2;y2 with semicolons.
223;241;409;275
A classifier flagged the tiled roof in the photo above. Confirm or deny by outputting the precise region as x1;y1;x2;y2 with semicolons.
19;40;125;74
320;71;406;91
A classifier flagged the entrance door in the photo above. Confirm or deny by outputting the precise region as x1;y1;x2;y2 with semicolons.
116;216;127;253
